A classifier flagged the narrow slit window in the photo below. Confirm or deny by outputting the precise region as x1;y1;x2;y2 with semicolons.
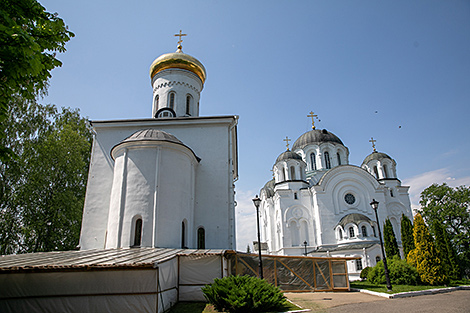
186;95;191;115
181;221;186;248
339;229;343;240
134;218;142;246
310;153;316;170
324;152;331;169
290;166;296;180
337;152;341;165
197;227;205;249
169;92;175;109
383;164;389;178
361;225;368;237
374;166;379;179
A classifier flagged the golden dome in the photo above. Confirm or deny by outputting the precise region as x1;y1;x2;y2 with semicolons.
149;45;206;83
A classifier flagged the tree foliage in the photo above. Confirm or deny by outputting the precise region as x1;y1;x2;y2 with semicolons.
0;99;91;254
383;219;400;259
202;275;288;313
407;214;447;285
418;183;470;276
401;214;414;261
432;220;460;280
0;0;74;160
368;256;420;286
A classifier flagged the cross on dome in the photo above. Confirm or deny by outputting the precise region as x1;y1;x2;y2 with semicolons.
174;30;187;49
283;136;291;150
369;137;377;152
307;111;318;130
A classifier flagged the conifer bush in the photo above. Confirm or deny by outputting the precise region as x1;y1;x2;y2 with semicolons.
201;275;288;313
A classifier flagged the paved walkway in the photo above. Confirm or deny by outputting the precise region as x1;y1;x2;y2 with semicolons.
285;289;470;313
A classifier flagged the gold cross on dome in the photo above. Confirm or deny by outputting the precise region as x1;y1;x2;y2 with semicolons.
174;30;187;46
283;136;291;150
307;111;318;130
369;137;377;152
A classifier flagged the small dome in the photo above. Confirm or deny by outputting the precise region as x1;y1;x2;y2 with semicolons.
275;150;302;163
362;151;394;166
149;46;206;83
292;129;344;150
338;213;372;228
111;129;200;162
261;179;275;198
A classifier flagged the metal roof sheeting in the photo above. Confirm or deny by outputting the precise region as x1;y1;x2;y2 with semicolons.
0;248;227;273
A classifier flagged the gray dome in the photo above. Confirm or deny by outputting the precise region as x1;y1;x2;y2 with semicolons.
292;129;344;150
362;151;394;166
120;129;183;145
338;213;372;228
111;129;200;162
275;150;302;163
260;179;275;198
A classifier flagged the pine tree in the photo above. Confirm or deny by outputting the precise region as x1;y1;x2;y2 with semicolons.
432;220;460;280
383;219;400;258
401;214;415;260
407;214;447;285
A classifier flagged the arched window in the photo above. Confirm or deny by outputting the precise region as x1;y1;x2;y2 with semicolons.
290;166;296;180
383;164;389;178
154;95;159;110
324;152;331;169
339;228;343;240
372;226;376;237
197;227;205;249
361;225;368;237
294;192;298;200
373;166;379;179
169;92;175;110
310;153;316;170
337;152;341;165
349;227;355;238
185;95;192;115
390;189;394;197
181;221;186;248
134;218;142;247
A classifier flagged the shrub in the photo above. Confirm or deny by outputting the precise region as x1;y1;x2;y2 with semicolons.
360;267;371;280
201;275;288;313
367;256;421;285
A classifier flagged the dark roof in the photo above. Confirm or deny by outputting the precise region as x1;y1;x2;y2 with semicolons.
111;129;200;162
0;248;227;273
292;129;344;150
275;150;303;163
338;213;372;228
315;242;377;252
362;151;394;166
260;179;275;198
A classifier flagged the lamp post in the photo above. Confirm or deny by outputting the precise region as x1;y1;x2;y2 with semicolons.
370;199;392;291
303;241;308;256
252;195;263;279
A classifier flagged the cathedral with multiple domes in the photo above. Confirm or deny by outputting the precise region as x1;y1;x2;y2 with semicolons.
259;119;413;278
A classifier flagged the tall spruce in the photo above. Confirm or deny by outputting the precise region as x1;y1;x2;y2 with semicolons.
401;214;415;260
432;220;460;280
407;214;447;285
383;219;400;258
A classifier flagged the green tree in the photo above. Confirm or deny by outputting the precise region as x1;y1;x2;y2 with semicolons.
407;214;447;285
418;183;470;276
401;214;414;260
0;0;74;160
383;219;400;258
0;99;91;254
432;220;460;280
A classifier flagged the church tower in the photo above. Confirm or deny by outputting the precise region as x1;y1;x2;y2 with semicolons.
149;33;206;118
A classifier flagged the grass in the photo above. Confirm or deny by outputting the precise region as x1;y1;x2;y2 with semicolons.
167;301;302;313
351;279;470;294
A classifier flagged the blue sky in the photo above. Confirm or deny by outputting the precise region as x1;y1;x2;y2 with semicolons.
39;0;470;252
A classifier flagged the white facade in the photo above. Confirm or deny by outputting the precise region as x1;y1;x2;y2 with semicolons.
259;128;413;279
79;46;238;251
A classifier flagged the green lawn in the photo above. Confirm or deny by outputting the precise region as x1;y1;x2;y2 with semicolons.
350;279;470;294
167;301;301;313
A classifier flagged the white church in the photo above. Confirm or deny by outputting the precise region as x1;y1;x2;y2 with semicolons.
258;118;414;276
79;38;239;251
